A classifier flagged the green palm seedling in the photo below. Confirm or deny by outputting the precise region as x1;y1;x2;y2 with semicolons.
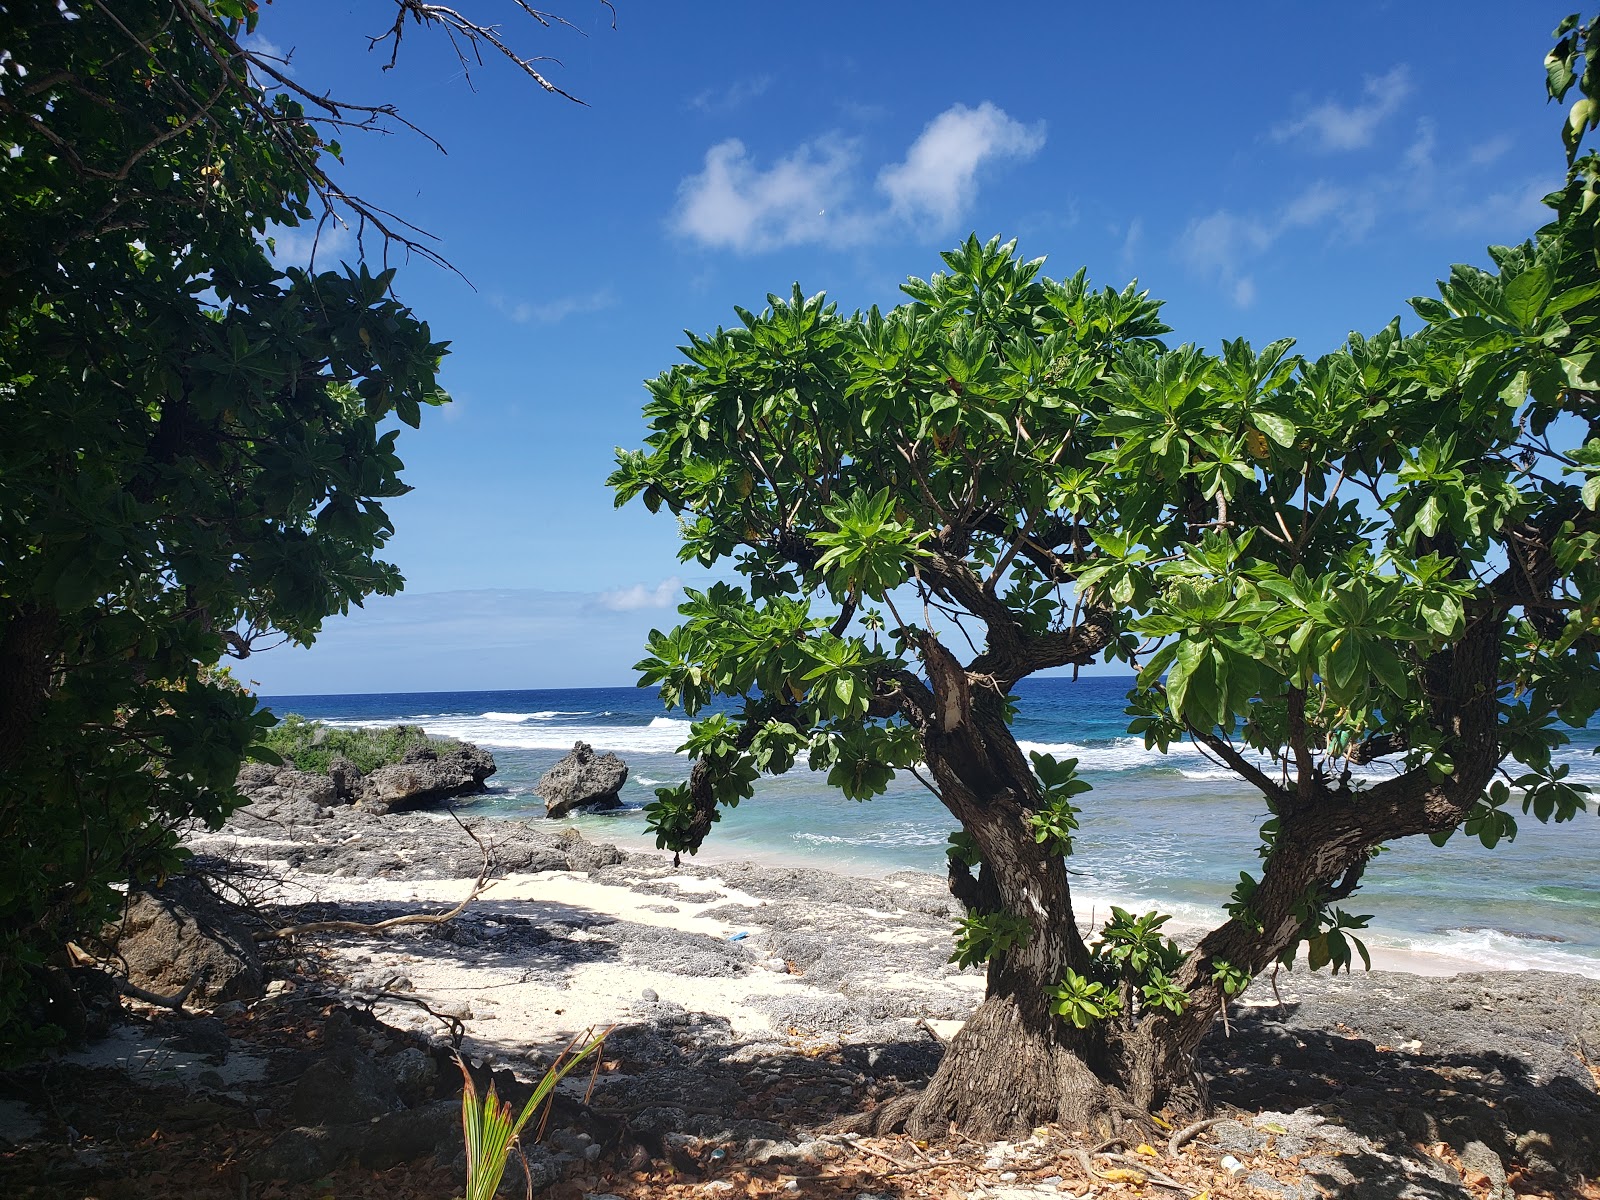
457;1028;608;1200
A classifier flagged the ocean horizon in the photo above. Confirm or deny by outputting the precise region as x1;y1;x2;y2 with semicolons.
257;677;1600;977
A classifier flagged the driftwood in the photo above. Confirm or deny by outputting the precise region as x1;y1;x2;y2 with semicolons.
261;808;493;941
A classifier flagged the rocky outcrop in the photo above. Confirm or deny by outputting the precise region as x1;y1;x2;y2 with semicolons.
536;741;628;817
234;763;342;825
234;736;496;820
101;876;264;1002
356;741;497;814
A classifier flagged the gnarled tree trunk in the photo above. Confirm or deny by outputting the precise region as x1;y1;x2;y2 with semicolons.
901;640;1223;1137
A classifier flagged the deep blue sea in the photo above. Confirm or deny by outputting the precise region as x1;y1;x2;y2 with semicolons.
258;677;1600;975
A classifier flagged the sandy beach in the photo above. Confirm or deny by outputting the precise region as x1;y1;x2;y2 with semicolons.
144;797;1600;1197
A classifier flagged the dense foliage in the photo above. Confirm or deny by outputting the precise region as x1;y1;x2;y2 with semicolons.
0;0;448;1043
261;715;459;776
612;18;1600;1131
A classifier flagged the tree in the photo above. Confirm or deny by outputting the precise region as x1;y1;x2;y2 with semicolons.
611;20;1600;1136
0;0;591;1044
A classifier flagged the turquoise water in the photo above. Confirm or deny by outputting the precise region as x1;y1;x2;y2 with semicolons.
259;677;1600;975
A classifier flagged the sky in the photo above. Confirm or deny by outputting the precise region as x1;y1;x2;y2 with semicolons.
242;1;1570;695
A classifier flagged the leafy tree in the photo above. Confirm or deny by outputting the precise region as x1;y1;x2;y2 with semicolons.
0;0;593;1044
613;21;1600;1135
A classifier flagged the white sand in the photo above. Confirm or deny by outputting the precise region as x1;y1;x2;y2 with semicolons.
280;866;984;1063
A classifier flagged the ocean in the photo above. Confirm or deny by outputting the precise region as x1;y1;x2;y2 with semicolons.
258;676;1600;976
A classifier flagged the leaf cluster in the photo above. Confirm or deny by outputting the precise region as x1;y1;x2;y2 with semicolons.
0;1;447;1045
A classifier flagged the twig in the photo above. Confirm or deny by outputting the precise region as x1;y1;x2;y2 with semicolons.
362;984;466;1046
916;1016;948;1045
1168;1116;1225;1158
856;1142;919;1171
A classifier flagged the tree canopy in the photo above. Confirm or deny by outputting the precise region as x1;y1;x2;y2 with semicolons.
0;0;525;1043
612;16;1600;1134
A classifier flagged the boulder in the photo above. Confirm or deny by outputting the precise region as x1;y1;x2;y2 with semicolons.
233;763;337;824
357;741;497;814
102;876;264;1002
326;755;363;804
291;1044;401;1125
536;742;628;817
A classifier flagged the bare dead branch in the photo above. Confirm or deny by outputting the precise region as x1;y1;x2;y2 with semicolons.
262;809;493;940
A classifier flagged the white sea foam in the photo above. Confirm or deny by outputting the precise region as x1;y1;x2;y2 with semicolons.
793;822;949;849
1370;926;1600;977
316;710;693;754
480;710;593;722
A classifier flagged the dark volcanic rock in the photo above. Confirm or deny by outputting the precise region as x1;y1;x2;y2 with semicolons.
357;741;497;814
537;741;628;817
291;1045;401;1124
101;876;264;1002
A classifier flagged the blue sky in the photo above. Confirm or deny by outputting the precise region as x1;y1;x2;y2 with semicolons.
245;1;1567;695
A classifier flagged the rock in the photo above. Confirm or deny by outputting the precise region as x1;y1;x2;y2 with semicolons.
232;763;339;825
158;1015;230;1062
560;827;629;871
290;1045;401;1125
536;742;628;817
1460;1140;1511;1200
101;876;264;1002
327;755;363;803
276;768;338;809
361;1100;461;1169
359;741;497;814
386;1046;440;1104
250;1126;356;1183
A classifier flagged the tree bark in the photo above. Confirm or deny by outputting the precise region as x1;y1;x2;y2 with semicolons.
899;635;1218;1136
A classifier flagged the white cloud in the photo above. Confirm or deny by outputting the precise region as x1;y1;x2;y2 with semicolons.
672;102;1044;253
597;577;682;612
238;587;704;694
1272;65;1411;152
688;75;773;114
672;136;863;253
877;102;1046;228
265;220;353;267
492;288;616;324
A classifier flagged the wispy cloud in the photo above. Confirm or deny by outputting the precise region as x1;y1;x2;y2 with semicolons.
672;101;1045;253
597;577;682;612
1272;65;1411;152
492;288;616;324
877;102;1046;229
1117;216;1144;269
688;75;773;114
1180;181;1375;307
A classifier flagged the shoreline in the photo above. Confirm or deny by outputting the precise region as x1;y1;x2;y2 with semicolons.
174;799;1600;1190
438;803;1597;982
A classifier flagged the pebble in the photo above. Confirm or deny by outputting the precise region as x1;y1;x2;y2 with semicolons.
642;988;659;1002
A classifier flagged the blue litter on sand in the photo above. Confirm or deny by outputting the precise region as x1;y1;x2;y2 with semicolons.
728;931;748;941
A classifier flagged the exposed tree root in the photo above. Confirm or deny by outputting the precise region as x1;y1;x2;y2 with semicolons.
65;944;201;1011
